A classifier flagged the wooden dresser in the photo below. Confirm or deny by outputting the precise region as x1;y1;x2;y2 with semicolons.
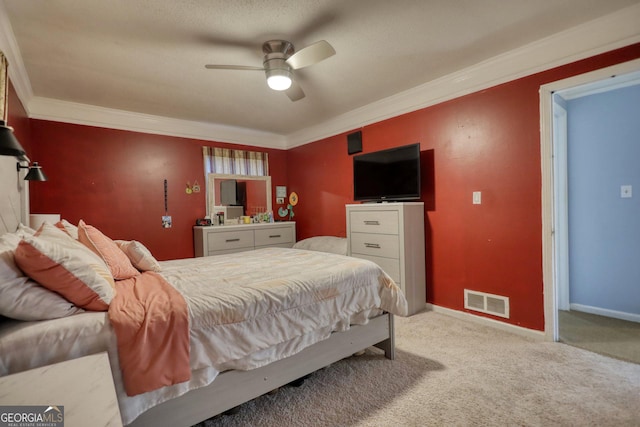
346;203;426;315
194;222;296;257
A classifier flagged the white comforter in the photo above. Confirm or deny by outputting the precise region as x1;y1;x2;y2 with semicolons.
0;247;408;425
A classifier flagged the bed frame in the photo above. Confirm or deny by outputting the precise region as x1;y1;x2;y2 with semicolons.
129;313;395;427
0;159;397;427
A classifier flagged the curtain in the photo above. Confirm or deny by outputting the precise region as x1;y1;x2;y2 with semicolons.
203;147;269;176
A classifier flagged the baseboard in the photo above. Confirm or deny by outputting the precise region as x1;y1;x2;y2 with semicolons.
425;304;545;341
570;303;640;323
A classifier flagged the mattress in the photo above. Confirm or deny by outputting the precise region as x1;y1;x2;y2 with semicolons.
0;247;407;424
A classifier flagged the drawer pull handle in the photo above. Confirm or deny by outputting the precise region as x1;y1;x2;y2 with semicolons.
225;238;240;243
269;234;281;238
364;243;381;249
364;220;380;225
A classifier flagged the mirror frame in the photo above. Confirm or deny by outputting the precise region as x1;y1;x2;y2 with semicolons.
206;173;272;217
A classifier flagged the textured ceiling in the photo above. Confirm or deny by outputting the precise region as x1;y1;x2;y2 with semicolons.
3;0;640;136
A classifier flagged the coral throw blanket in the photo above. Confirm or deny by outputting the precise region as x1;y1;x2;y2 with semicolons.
108;271;190;396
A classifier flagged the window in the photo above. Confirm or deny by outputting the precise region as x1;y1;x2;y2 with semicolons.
203;147;269;176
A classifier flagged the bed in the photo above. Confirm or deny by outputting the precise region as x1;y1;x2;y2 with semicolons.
0;208;407;426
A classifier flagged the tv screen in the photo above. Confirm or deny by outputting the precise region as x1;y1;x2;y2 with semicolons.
353;143;421;202
220;180;247;206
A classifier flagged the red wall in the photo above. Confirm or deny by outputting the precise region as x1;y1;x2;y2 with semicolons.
287;43;640;331
27;121;288;261
10;43;640;331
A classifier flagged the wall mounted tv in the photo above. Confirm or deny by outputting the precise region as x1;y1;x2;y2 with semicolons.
353;143;421;202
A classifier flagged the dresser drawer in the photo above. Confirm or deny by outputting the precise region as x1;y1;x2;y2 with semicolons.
351;253;401;284
350;233;399;259
207;229;254;252
349;210;399;235
255;226;294;247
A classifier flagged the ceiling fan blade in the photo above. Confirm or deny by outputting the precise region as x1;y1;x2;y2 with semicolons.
285;80;305;102
205;65;264;71
286;40;335;70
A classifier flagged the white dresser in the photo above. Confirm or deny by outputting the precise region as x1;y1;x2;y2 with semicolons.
194;222;296;257
346;202;426;315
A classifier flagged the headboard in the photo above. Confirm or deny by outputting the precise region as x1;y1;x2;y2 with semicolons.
0;155;27;234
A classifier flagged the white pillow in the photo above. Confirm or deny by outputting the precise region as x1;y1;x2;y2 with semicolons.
115;240;162;272
0;232;84;321
55;219;79;239
292;236;348;255
16;223;36;236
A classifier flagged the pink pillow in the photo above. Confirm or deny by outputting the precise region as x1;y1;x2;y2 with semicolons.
78;220;139;280
14;231;116;312
0;232;84;320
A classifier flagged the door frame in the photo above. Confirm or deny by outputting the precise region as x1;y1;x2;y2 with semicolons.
540;58;640;341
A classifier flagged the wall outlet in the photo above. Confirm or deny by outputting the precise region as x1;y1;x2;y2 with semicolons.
621;185;632;198
276;197;285;204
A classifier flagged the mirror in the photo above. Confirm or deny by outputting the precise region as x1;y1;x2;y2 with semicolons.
207;173;272;219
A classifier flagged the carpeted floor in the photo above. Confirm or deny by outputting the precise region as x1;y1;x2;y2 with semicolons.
194;311;640;427
558;309;640;364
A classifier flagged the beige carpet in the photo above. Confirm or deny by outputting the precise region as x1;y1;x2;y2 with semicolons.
559;309;640;364
195;311;640;427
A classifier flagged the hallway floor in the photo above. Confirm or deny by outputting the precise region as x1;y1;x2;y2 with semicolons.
559;309;640;364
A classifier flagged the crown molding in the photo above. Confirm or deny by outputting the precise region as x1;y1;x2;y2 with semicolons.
28;97;287;149
2;3;639;150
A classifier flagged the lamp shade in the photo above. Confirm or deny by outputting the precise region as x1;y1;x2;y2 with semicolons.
264;58;292;91
24;162;48;181
0;120;26;158
29;214;61;230
267;73;292;91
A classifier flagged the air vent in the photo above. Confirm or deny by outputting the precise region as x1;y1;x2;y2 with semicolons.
464;289;510;318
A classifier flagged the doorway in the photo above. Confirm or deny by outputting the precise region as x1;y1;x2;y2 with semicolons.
540;59;640;362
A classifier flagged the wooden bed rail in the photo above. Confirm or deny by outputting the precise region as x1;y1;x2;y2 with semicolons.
128;313;395;427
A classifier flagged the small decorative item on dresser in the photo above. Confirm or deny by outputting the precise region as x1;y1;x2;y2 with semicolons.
196;218;212;226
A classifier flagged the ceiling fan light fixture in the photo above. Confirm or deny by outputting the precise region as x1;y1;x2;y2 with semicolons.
264;56;292;91
267;73;292;91
267;70;291;90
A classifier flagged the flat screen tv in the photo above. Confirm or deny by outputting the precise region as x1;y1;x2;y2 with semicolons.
353;143;421;202
220;180;247;206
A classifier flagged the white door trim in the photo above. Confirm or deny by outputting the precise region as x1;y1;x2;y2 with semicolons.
540;58;640;341
553;102;570;314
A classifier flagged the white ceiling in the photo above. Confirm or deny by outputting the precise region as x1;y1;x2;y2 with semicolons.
2;0;640;148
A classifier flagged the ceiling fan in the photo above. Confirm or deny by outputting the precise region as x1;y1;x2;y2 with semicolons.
205;39;335;101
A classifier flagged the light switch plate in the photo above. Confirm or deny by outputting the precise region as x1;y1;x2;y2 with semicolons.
621;185;632;198
472;191;482;205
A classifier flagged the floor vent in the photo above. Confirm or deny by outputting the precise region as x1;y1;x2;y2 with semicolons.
464;289;510;318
